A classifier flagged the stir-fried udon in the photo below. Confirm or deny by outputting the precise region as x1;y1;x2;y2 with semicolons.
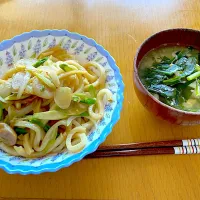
0;45;112;158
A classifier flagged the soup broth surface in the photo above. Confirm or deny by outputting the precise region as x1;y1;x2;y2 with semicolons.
139;45;200;112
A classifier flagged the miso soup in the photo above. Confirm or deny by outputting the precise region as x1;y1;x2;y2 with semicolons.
138;45;200;112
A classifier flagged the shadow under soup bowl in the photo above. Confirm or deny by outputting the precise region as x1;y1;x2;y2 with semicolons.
134;28;200;125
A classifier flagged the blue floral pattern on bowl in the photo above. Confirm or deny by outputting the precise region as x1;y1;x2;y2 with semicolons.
0;30;124;175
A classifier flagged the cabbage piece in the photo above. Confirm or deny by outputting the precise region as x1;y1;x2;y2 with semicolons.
8;101;37;120
35;72;56;89
57;102;88;116
12;72;25;92
32;78;53;99
29;118;50;132
17;72;31;99
5;94;30;101
33;110;68;120
33;57;48;68
47;70;60;87
37;66;60;87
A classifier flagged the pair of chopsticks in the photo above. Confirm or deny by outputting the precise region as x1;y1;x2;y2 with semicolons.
87;138;200;158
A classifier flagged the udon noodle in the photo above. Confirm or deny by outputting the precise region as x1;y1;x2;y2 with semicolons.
0;45;112;158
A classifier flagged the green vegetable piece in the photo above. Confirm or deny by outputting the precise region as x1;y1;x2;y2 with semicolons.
40;85;45;92
33;57;48;68
175;57;188;67
72;96;80;102
176;80;195;90
59;64;73;72
176;49;189;60
180;57;197;78
88;85;96;97
73;93;86;99
154;64;180;76
156;64;170;70
14;127;27;135
79;111;89;117
140;68;166;87
30;118;51;132
163;76;181;85
164;57;197;85
43;129;57;153
196;79;200;97
174;93;185;108
29;118;44;127
187;71;200;81
148;84;177;98
44;124;51;132
160;56;172;64
195;64;200;71
72;93;96;104
80;98;96;105
152;56;172;67
35;72;56;89
174;80;194;103
181;87;193;101
170;50;189;64
145;74;166;86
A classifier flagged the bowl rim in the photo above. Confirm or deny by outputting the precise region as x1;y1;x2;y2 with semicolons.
134;28;200;115
0;29;124;175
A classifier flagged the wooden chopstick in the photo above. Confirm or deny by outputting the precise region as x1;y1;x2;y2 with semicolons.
86;138;200;158
97;138;200;151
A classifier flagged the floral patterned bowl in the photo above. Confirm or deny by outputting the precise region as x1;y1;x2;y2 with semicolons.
0;30;124;175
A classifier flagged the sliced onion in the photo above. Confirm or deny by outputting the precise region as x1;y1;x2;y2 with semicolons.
32;78;54;99
15;58;37;67
17;72;31;99
12;72;25;91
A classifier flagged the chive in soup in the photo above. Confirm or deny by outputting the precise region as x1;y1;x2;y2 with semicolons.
138;45;200;112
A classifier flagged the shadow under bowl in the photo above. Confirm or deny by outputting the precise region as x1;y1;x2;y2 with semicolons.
134;28;200;125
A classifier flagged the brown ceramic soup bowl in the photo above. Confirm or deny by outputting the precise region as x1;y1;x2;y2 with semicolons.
134;28;200;125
